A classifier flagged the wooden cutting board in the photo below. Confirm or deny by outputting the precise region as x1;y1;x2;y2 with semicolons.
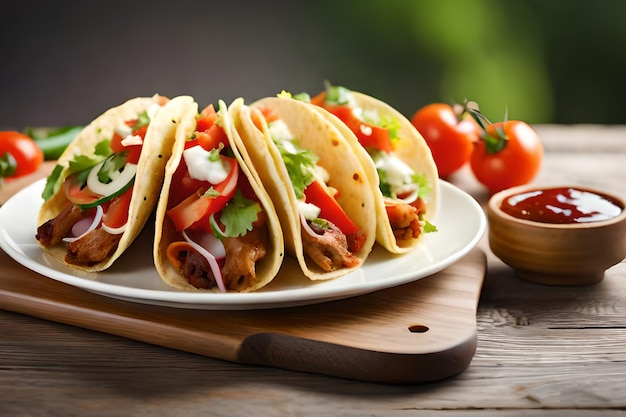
0;246;485;384
1;163;486;384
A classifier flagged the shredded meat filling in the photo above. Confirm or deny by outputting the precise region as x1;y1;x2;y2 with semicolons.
65;228;122;266
386;200;422;246
178;250;217;290
222;224;268;291
173;222;269;291
36;204;84;246
301;220;359;272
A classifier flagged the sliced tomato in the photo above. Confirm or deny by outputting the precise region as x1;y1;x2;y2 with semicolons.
251;106;279;130
303;179;360;235
309;92;327;107
197;124;229;152
63;172;101;206
110;128;144;165
166;157;239;232
195;104;219;132
325;105;393;153
102;187;134;229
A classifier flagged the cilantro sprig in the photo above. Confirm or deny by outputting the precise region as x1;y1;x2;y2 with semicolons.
41;139;113;200
273;138;318;199
210;190;262;238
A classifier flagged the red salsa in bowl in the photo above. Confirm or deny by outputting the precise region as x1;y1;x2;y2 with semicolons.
500;187;623;224
488;184;626;285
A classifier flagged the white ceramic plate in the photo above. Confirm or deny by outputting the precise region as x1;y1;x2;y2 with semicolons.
0;180;485;310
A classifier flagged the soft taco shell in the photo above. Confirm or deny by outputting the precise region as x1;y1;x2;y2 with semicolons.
37;95;193;272
231;96;377;280
153;99;284;292
311;90;440;254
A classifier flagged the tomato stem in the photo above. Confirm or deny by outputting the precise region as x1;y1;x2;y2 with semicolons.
463;100;508;154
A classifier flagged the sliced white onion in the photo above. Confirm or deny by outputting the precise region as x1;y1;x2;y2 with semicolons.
187;229;226;260
87;161;137;197
102;222;127;235
63;205;104;243
300;213;320;237
397;188;419;205
182;230;226;292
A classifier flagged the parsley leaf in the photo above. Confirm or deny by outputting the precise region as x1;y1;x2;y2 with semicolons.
273;137;317;199
218;190;262;238
41;164;64;200
423;219;438;233
131;110;151;131
41;139;113;201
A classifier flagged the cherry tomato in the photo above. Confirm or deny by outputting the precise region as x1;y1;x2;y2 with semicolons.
410;104;480;177
470;120;543;194
0;131;44;178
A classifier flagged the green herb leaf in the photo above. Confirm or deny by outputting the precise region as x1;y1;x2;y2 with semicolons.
377;168;393;198
292;92;311;102
41;164;64;200
97;152;128;184
204;187;220;198
310;217;331;231
131;110;151;131
0;152;17;178
218;190;262;238
411;172;432;200
273;137;318;199
324;82;352;105
422;219;438;233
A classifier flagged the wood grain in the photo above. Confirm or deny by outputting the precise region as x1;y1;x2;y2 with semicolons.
2;124;626;415
0;244;486;384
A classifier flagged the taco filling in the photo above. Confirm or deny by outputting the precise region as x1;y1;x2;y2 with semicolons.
252;107;366;272
310;84;435;247
162;104;270;291
36;99;166;266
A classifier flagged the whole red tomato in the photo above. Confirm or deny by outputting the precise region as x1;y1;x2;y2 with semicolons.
411;103;480;177
470;120;543;193
0;131;44;178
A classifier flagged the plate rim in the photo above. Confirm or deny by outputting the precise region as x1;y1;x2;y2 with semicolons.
0;179;486;310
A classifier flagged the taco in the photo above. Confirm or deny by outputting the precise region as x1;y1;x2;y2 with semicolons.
153;99;284;292
230;95;377;280
308;83;439;254
35;94;192;271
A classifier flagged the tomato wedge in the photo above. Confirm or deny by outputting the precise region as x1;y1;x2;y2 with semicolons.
166;157;239;232
110;123;146;164
102;187;134;229
303;179;360;235
63;172;102;206
195;104;219;131
324;105;393;153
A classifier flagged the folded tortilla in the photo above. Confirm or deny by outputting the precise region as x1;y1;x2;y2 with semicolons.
310;88;440;254
230;96;377;280
36;95;192;272
153;99;284;292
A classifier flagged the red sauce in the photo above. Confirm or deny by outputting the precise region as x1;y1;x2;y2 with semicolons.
500;187;623;224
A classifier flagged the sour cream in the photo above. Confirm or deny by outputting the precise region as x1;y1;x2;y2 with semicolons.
183;145;230;184
373;151;418;196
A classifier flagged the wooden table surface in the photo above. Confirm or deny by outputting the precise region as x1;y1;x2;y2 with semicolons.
2;124;626;416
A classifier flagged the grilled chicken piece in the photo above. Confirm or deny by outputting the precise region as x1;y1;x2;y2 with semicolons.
36;204;84;246
301;220;359;272
65;228;122;266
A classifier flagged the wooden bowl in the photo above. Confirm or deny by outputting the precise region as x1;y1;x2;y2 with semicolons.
487;185;626;285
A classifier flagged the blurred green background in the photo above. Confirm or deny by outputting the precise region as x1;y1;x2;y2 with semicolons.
2;0;625;126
